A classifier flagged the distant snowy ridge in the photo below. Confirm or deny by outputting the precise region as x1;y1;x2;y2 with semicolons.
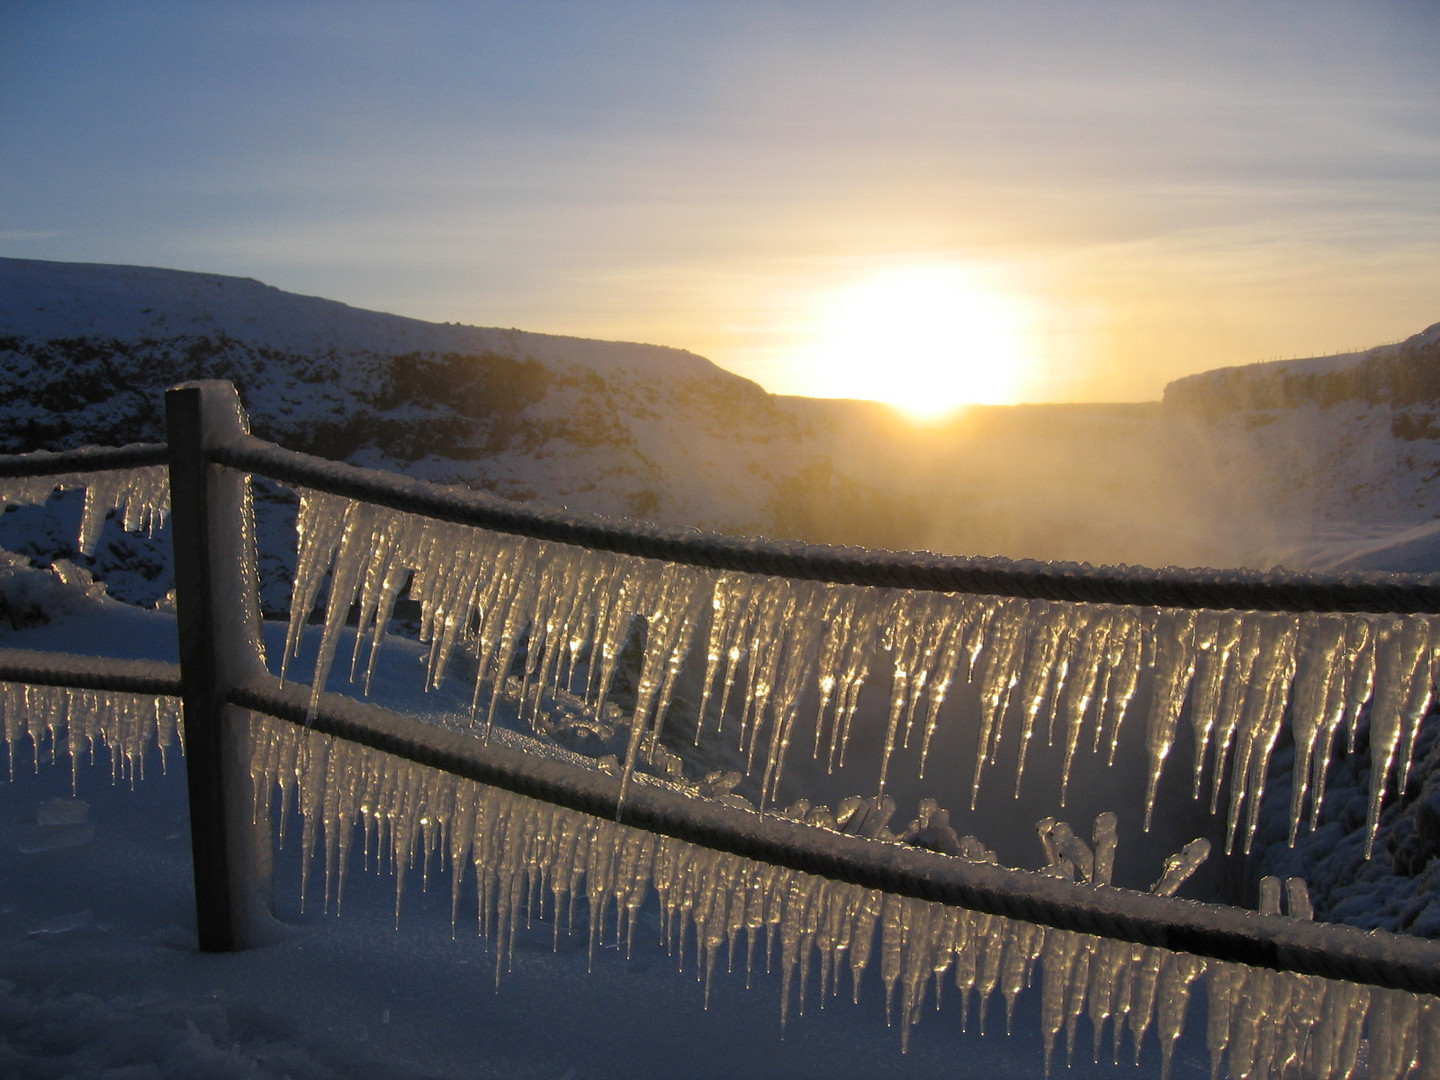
0;256;717;380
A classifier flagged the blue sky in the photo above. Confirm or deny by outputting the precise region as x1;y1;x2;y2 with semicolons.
3;1;1438;404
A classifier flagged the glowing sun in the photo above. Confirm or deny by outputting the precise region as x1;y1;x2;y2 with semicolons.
797;264;1037;419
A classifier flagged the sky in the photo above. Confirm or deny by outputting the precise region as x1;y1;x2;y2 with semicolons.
2;1;1439;409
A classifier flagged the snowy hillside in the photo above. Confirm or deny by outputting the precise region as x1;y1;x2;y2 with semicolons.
0;258;913;610
0;257;724;377
0;256;812;524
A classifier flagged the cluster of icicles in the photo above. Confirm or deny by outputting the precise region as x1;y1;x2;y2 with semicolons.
250;712;1439;1080
287;489;1440;857
0;682;182;786
0;465;170;556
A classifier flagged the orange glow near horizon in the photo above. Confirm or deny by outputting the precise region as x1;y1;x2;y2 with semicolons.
786;264;1040;419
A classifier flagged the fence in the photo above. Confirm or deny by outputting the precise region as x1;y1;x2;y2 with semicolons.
2;379;1440;1004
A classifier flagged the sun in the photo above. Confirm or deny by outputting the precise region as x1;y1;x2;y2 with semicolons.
796;264;1038;419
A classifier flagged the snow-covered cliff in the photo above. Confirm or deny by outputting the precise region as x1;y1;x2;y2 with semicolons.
1163;322;1440;572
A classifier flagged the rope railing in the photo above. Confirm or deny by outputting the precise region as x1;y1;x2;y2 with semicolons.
0;442;169;478
3;380;1440;1005
0;648;182;696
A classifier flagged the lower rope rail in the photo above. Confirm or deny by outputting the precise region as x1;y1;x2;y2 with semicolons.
232;674;1440;998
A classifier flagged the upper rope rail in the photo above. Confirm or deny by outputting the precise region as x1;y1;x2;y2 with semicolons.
0;443;169;477
214;432;1440;614
3;432;1438;613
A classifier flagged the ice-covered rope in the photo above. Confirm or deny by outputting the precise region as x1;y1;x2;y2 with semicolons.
216;432;1440;614
248;708;1440;1079
0;444;170;555
5;433;1437;614
280;486;1439;860
233;675;1440;1000
0;648;182;696
0;650;184;785
0;443;170;478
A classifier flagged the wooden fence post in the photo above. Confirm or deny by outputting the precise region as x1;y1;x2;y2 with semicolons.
166;381;272;951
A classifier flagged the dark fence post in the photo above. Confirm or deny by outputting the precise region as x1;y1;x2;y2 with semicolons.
166;381;272;951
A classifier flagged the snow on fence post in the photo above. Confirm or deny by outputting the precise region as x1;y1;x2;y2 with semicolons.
165;381;273;951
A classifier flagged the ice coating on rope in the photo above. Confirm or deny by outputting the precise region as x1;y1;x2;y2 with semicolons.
0;682;182;786
0;466;170;556
284;489;1440;856
249;712;1439;1077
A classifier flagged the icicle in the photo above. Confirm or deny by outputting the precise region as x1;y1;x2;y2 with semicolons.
877;593;925;799
999;921;1044;1035
1287;614;1348;845
1142;611;1197;830
969;598;1028;808
1204;962;1241;1080
1362;616;1433;858
1040;930;1081;1075
1258;875;1283;916
828;590;885;772
1157;956;1203;1080
1224;614;1300;854
1092;811;1118;888
1277;972;1324;1078
757;584;827;807
1208;617;1263;816
1368;988;1423;1080
1011;602;1073;797
1097;610;1143;768
1056;608;1113;805
1125;946;1166;1066
917;607;972;776
1186;611;1236;799
1285;878;1313;921
1086;939;1126;1064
